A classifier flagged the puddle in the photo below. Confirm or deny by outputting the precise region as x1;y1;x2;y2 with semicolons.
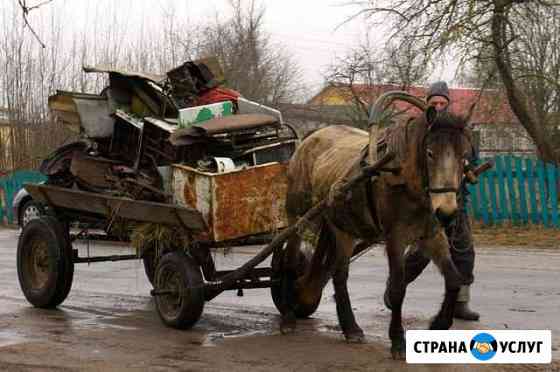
0;330;30;348
73;314;139;331
201;329;271;347
77;320;139;331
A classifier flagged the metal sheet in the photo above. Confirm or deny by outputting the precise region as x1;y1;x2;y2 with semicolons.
83;65;166;84
24;184;206;231
73;97;114;138
237;97;283;124
172;163;288;242
169;114;279;145
48;91;114;137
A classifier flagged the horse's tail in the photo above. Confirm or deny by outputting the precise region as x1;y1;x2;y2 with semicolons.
298;220;337;303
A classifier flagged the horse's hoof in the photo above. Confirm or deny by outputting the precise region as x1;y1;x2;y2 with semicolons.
429;317;452;330
391;349;406;360
345;329;365;344
280;324;296;334
280;313;296;334
391;339;406;360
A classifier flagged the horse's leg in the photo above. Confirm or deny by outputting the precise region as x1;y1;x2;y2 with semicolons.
331;226;364;343
386;233;407;360
280;216;302;334
423;230;463;330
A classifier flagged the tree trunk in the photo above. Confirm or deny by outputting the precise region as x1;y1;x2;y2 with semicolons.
491;0;559;165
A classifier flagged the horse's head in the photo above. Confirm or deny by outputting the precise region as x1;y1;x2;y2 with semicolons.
419;107;472;224
368;92;473;224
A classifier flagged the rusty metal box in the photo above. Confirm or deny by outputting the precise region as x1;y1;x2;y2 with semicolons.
171;163;288;242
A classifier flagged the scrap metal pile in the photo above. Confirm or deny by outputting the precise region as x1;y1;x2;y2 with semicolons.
44;58;297;204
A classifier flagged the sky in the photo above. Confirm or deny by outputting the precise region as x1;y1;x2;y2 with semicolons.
187;0;455;91
14;0;456;98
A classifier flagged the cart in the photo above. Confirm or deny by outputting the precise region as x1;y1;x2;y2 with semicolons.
16;59;404;329
16;150;396;330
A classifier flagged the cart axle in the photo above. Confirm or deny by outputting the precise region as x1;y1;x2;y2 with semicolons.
72;250;139;264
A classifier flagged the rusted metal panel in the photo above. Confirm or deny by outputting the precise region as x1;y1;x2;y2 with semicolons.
172;163;288;242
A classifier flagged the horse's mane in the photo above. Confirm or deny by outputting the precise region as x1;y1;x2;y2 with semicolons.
379;111;469;164
423;112;471;152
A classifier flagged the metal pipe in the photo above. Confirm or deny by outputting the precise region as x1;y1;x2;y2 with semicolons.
73;254;138;264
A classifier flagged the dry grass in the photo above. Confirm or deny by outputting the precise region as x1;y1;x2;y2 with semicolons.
130;223;189;255
472;221;560;249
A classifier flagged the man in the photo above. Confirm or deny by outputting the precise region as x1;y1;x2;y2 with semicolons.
383;81;480;321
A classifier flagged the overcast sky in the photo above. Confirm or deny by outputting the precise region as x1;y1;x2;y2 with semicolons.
17;0;455;96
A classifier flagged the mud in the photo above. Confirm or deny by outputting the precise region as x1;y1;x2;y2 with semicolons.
0;227;558;371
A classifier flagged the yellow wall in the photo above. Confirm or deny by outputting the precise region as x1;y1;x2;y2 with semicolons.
308;86;354;106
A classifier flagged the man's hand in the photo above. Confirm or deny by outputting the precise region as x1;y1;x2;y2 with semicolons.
464;161;494;184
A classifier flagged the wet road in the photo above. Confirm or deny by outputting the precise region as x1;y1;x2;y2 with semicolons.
0;227;558;371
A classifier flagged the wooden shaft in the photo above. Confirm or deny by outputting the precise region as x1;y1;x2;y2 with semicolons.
465;160;494;184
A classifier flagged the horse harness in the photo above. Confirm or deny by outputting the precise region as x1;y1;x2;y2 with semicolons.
328;115;471;239
327;148;383;239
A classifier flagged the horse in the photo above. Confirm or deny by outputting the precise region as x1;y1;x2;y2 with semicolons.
280;101;473;360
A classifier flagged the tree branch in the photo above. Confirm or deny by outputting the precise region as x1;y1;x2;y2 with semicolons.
17;0;55;49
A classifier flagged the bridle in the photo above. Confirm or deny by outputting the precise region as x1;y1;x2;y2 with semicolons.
419;122;471;196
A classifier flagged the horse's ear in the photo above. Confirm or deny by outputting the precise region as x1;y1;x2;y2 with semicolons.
425;106;437;128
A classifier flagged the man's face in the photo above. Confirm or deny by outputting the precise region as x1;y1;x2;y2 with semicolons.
427;95;449;112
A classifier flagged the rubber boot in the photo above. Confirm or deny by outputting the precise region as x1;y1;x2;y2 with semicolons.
454;285;480;321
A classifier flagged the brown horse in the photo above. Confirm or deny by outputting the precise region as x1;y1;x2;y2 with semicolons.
280;105;472;359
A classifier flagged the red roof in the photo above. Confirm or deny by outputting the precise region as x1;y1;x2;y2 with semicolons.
311;83;518;125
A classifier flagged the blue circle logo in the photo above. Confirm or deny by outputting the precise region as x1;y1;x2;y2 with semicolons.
470;333;498;361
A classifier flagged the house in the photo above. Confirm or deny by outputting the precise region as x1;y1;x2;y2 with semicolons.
300;83;536;157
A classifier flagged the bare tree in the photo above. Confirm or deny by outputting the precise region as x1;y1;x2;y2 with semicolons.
349;0;560;164
324;36;432;128
0;0;303;171
511;6;560;131
198;0;304;104
16;0;55;48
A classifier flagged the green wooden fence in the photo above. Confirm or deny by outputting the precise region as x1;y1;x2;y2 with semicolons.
467;155;559;228
0;170;46;224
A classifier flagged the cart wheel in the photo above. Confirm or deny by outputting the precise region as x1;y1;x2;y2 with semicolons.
270;246;321;318
154;251;204;329
17;216;74;308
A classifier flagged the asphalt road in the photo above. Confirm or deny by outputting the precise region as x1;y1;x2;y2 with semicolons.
0;227;558;371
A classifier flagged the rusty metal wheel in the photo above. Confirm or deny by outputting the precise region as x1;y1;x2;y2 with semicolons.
17;217;74;308
270;245;321;318
153;251;204;329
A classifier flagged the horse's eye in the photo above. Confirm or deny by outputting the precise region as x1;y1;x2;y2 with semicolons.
427;149;434;160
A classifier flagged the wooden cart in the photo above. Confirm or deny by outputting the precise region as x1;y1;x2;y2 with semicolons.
16;153;395;330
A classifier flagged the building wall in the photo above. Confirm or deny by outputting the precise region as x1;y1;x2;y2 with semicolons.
473;123;536;158
281;104;539;160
